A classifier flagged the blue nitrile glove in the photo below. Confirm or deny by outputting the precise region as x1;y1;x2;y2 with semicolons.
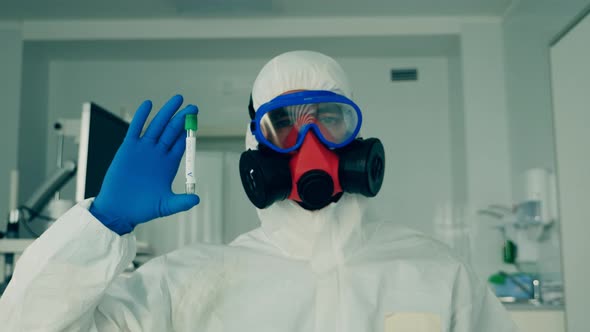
89;95;200;235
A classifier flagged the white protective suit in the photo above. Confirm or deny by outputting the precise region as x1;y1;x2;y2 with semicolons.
0;51;517;332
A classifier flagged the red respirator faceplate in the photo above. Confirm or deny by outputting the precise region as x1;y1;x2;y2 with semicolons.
287;131;342;202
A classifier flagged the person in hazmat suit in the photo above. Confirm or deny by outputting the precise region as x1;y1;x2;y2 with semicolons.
0;50;517;331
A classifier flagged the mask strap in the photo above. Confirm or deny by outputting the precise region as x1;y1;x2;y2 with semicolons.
248;94;256;134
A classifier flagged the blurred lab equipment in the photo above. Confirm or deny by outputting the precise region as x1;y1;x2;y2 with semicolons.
478;168;561;305
489;271;542;305
0;161;76;292
1;119;77;291
1;102;133;293
75;102;129;202
524;168;558;226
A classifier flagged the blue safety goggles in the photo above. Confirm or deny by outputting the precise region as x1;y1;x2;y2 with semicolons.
251;90;363;153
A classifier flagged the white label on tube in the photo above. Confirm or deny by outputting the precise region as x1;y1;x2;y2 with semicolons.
185;137;196;184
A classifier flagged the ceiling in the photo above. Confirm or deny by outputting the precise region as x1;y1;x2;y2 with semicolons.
0;0;514;20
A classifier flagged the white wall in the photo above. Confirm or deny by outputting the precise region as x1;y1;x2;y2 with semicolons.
448;55;467;212
459;21;513;280
345;57;454;238
0;25;23;231
18;43;50;222
550;9;590;331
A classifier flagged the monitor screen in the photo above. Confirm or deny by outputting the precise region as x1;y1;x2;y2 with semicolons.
76;102;129;202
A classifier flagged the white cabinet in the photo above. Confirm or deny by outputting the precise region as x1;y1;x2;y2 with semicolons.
550;8;590;332
510;310;565;332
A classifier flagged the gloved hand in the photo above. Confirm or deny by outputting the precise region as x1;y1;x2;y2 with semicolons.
89;95;200;235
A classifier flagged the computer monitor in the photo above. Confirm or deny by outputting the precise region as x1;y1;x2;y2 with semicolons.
75;102;129;202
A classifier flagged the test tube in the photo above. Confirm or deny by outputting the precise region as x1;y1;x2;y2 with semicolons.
185;114;197;194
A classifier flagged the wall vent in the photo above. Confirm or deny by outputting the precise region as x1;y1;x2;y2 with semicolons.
390;68;418;81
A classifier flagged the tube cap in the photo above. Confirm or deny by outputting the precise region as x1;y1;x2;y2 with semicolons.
185;114;198;131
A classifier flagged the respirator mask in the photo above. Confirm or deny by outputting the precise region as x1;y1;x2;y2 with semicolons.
240;90;385;210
